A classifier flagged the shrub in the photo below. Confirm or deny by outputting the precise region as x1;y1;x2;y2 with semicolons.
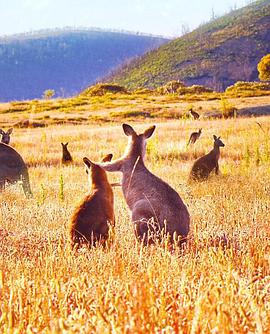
80;83;128;96
178;85;214;95
219;97;237;118
258;54;270;81
156;80;185;94
225;81;270;97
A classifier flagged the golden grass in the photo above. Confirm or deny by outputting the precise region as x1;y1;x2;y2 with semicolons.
0;114;270;333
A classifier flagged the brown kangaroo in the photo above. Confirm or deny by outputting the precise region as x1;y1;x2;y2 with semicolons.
69;154;114;247
190;108;200;120
61;142;73;164
187;128;202;145
99;124;190;245
0;128;13;145
190;135;225;181
0;143;32;196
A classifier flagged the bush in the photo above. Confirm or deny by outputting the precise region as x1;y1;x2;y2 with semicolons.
178;85;214;95
80;83;128;96
219;98;237;118
258;54;270;81
156;80;185;94
225;81;270;97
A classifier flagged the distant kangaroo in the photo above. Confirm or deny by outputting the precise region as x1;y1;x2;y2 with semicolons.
99;124;190;245
190;135;225;181
0;143;32;196
187;128;202;145
190;108;200;120
61;142;73;164
69;154;114;247
0;128;13;145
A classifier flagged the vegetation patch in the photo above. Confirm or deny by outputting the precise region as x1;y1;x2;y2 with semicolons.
80;83;129;97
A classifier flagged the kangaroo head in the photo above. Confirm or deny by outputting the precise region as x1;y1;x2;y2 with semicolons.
83;154;113;186
198;128;202;134
0;128;13;144
213;135;225;148
122;123;156;159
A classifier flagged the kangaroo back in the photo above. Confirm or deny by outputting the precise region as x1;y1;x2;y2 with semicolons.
69;154;114;247
100;124;190;245
0;143;32;196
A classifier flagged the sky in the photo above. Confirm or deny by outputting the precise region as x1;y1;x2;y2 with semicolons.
0;0;248;37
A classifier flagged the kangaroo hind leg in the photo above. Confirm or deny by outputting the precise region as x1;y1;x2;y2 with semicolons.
132;200;159;245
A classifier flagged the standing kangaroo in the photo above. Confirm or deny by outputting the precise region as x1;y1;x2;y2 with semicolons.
187;128;202;146
0;128;13;145
69;154;114;247
61;142;73;164
99;124;190;245
190;135;225;181
190;108;200;120
0;143;32;196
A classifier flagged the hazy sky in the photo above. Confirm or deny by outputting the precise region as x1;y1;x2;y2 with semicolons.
0;0;247;37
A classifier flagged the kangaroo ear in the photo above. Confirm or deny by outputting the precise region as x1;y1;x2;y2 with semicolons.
7;128;13;135
0;129;4;135
144;125;156;139
101;153;113;162
213;135;217;141
61;142;64;146
83;157;93;169
218;137;221;140
123;124;136;136
65;142;68;146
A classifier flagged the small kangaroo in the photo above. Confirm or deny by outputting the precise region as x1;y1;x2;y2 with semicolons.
0;143;32;196
99;124;190;245
190;135;225;181
61;142;73;164
0;128;13;145
190;108;200;120
187;128;202;146
69;154;114;247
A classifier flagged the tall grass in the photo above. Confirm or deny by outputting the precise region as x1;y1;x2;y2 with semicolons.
0;116;269;333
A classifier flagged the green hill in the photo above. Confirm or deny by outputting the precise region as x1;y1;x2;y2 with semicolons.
107;0;270;91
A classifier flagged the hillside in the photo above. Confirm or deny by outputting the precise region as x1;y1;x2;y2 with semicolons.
0;28;168;102
107;0;270;91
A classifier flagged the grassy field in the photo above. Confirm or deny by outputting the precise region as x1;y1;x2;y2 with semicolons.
0;105;270;332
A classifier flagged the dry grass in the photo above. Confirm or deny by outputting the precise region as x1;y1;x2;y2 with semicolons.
0;113;270;333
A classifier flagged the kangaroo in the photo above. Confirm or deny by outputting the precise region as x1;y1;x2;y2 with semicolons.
0;128;13;145
187;128;202;146
99;124;190;245
61;142;73;164
0;143;32;196
190;108;200;120
69;154;115;247
190;135;225;181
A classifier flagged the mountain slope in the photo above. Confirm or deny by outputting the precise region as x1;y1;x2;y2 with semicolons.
0;29;168;101
107;0;270;91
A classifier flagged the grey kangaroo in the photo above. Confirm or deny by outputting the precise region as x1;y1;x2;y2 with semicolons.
0;143;32;196
187;128;202;145
190;135;225;181
61;142;73;164
99;124;190;245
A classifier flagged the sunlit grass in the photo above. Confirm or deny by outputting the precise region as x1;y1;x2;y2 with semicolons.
0;115;269;333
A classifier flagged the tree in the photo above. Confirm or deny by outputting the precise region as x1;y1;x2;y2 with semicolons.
258;54;270;81
43;89;55;100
